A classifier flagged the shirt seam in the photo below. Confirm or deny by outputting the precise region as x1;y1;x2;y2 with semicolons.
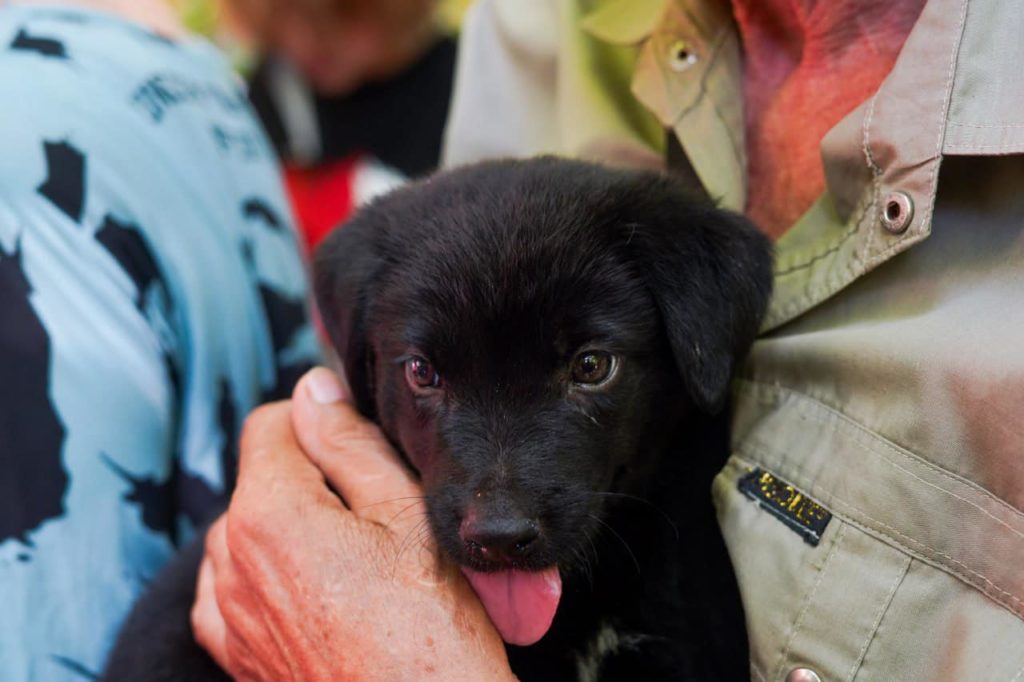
770;524;849;681
858;89;884;269
844;557;911;681
767;193;872;330
948;120;1024;129
731;451;1024;619
944;142;1024;151
736;378;1024;521
773;192;870;277
797;408;1024;538
681;28;743;165
769;0;969;318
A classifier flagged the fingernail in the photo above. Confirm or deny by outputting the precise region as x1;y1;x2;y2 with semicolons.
306;367;345;404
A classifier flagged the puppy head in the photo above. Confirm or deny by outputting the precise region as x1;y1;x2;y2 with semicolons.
314;157;772;643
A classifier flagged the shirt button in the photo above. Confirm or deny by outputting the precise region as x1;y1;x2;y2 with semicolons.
786;668;823;682
669;39;699;72
880;190;914;234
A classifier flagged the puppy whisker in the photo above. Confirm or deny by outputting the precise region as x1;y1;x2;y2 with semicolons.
584;492;680;541
589;514;642;578
578;528;599;590
382;501;429;530
354;495;426;513
624;222;640;245
567;544;594;591
390;517;432;579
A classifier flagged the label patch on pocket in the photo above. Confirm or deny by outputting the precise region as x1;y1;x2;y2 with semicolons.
738;469;832;546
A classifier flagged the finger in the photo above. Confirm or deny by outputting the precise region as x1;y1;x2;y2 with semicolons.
234;400;335;502
205;518;280;680
204;516;229;575
291;367;424;523
192;552;230;671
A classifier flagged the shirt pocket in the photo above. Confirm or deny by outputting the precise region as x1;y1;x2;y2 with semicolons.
715;457;1024;681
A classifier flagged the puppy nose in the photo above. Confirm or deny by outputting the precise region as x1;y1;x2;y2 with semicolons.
460;516;540;562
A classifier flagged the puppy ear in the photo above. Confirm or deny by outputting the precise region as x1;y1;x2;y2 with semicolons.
624;179;773;413
313;218;381;419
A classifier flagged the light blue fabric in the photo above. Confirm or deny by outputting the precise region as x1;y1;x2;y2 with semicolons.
0;6;320;679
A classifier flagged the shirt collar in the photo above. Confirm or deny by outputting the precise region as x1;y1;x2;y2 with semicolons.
583;0;974;329
586;0;746;211
583;0;968;226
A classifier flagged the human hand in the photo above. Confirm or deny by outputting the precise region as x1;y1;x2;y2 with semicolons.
191;367;513;681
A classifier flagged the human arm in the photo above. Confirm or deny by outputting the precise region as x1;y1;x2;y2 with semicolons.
192;368;515;681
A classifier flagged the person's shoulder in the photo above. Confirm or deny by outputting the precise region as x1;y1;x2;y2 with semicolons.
0;6;270;208
0;5;239;128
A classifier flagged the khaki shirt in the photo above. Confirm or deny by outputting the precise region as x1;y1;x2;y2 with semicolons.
444;0;1024;679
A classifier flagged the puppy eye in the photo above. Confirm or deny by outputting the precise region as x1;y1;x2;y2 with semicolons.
571;351;616;386
405;356;441;391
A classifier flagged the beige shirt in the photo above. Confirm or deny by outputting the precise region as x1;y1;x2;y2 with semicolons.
444;0;1024;679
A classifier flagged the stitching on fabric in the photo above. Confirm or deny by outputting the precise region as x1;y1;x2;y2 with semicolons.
736;451;1024;614
767;87;890;324
772;202;864;277
700;31;746;167
773;197;867;277
886;0;972;276
771;86;880;281
937;0;966;153
862;95;883;177
732;452;1024;614
769;195;875;330
845;558;911;681
860;92;883;266
860;0;969;272
797;410;1024;540
706;94;745;182
738;379;1024;521
861;218;924;269
944;142;1024;151
666;28;749;206
668;28;728;128
936;0;969;165
948;121;1024;129
771;524;848;681
778;4;971;286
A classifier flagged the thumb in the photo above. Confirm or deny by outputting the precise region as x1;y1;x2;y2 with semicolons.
291;367;424;525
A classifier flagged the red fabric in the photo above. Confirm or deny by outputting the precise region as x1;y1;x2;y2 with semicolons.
734;0;926;237
284;154;362;251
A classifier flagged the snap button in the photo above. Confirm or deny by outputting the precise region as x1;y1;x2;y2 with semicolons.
786;668;822;682
669;39;698;72
880;191;914;234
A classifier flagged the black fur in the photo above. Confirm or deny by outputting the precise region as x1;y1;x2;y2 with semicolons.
104;157;772;681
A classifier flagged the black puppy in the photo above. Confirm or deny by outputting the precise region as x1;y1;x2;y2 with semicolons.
104;157;771;681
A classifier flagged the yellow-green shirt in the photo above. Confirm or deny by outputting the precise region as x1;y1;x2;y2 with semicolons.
444;1;1024;678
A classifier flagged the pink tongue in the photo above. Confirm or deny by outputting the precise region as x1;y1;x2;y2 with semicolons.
462;567;562;646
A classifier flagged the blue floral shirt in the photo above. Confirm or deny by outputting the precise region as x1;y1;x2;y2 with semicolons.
0;6;319;679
